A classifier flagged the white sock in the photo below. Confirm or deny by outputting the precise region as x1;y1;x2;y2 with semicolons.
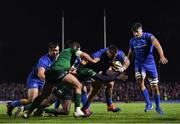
76;107;81;112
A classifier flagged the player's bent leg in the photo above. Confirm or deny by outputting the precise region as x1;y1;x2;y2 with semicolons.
7;88;38;117
38;96;58;116
7;100;23;117
45;99;72;116
105;81;121;113
22;83;54;119
20;88;39;117
62;74;85;117
28;88;39;103
58;100;71;115
45;101;73;117
13;97;34;118
15;86;41;118
13;98;30;118
34;89;59;117
81;81;101;117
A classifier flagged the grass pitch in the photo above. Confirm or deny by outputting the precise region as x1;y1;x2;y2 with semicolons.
0;102;180;123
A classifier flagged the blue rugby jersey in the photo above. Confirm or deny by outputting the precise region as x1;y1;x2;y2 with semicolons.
129;32;155;64
27;54;55;83
92;48;126;72
93;48;126;63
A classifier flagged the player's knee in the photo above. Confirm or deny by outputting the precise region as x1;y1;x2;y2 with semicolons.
150;84;159;90
149;78;159;86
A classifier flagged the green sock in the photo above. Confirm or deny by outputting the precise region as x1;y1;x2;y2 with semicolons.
74;93;81;108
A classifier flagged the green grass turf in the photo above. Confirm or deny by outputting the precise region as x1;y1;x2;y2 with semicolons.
0;102;180;123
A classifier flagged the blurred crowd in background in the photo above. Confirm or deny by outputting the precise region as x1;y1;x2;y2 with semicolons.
0;81;179;102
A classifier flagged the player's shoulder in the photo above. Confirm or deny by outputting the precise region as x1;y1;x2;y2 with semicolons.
129;37;135;43
99;48;108;52
143;32;153;38
117;49;125;56
117;49;123;53
93;48;108;54
39;54;49;62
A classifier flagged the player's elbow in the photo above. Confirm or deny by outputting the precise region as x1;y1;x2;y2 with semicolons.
80;52;86;58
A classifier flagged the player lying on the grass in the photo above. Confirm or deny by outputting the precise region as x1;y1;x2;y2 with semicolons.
127;22;168;115
6;42;60;117
31;58;128;117
81;45;130;116
21;41;100;119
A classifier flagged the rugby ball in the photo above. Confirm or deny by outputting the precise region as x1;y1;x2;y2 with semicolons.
111;61;122;71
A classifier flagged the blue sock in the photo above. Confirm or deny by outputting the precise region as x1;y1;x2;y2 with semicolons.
154;94;160;109
142;89;151;105
105;88;112;106
81;91;87;106
54;100;61;109
106;98;113;106
11;100;21;108
83;100;91;110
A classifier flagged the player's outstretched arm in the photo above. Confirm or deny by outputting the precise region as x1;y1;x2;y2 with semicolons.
93;73;128;83
80;52;99;64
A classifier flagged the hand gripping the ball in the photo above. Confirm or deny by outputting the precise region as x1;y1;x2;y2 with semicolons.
117;66;126;73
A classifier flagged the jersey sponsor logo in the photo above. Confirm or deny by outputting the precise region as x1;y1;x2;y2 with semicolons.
58;89;63;94
134;44;147;49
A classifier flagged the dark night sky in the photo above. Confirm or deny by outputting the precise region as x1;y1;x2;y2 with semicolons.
0;0;180;83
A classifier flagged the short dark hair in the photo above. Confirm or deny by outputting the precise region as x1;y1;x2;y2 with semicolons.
108;45;118;57
65;40;74;48
48;42;59;49
131;22;142;32
65;40;81;49
72;42;81;49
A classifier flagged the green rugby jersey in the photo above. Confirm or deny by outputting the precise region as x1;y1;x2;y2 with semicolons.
51;48;81;72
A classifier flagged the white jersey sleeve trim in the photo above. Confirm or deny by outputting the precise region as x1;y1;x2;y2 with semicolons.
75;50;83;57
